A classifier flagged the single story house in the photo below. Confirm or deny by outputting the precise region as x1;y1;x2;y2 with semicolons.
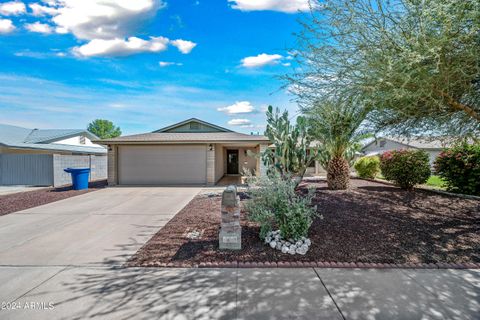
0;123;107;186
96;118;270;186
0;123;106;155
362;136;455;165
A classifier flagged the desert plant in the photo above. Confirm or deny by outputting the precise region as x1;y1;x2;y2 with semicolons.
306;99;371;190
244;172;318;241
354;156;380;179
380;149;431;189
262;105;317;186
434;143;480;195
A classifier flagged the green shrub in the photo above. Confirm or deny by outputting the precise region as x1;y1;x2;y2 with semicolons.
380;149;431;189
354;156;380;179
244;173;318;241
434;143;480;195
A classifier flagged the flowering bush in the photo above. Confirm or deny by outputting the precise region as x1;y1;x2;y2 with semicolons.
354;156;380;179
434;143;480;195
244;172;318;241
380;149;431;189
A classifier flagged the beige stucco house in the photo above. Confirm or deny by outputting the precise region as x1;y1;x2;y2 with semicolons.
362;136;455;165
97;118;270;186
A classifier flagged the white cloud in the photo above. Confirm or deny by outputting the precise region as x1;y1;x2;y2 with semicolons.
218;101;256;114
159;61;183;67
29;3;58;16
0;1;26;16
0;19;15;33
52;0;165;40
18;1;197;58
73;36;169;57
170;39;197;54
228;0;309;13
228;118;252;127
241;53;283;68
25;22;54;34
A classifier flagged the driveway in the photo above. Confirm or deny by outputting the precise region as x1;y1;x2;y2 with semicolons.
0;187;201;266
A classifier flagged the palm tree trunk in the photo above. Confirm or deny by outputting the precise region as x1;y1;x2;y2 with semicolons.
327;156;350;190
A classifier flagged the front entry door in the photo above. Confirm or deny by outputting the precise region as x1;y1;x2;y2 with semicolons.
226;150;239;174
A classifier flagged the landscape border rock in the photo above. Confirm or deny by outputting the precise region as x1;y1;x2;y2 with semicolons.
135;261;480;269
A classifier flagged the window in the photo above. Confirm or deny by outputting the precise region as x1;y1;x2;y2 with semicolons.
379;140;386;148
189;122;200;130
79;136;86;145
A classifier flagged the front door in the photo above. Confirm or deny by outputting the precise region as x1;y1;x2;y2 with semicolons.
226;150;239;174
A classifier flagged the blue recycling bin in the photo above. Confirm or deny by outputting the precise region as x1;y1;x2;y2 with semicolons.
64;168;90;190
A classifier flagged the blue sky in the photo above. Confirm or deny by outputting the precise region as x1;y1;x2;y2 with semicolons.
0;0;308;135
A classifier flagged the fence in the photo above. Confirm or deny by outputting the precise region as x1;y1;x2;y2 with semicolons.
0;154;107;187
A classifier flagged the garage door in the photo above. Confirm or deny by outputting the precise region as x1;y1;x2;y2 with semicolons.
118;145;207;185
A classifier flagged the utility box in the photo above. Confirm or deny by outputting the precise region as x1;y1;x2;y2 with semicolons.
219;185;241;250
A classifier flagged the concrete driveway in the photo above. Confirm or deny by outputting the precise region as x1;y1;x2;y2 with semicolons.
0;187;201;266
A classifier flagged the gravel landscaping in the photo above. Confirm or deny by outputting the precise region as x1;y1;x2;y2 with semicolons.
128;178;480;267
0;180;107;216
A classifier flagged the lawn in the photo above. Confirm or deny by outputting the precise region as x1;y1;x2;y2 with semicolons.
425;175;446;188
128;178;480;267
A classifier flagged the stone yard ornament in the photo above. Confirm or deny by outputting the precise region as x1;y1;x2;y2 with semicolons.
219;185;241;250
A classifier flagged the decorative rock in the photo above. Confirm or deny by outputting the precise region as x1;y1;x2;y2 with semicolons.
263;229;312;256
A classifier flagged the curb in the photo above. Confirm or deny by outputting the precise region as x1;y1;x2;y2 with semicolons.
136;261;480;269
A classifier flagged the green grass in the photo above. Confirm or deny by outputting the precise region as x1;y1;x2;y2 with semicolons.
425;175;446;188
372;174;446;189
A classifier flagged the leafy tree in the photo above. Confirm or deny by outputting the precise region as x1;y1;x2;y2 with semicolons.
261;105;317;186
87;119;122;139
287;0;480;136
306;99;370;190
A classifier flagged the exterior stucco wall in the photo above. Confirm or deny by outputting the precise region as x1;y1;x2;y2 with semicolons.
52;135;102;148
363;139;441;165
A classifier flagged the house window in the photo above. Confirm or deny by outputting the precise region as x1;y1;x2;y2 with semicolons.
79;136;86;145
189;122;200;130
379;140;386;148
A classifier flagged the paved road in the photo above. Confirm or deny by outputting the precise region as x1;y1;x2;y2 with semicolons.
0;187;479;319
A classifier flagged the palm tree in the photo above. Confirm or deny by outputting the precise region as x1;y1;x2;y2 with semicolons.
306;99;370;190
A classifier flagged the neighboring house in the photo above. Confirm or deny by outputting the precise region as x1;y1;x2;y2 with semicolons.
0;123;106;155
0;124;107;186
362;136;455;165
97;118;270;186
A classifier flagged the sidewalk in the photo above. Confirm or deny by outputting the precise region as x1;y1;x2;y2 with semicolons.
1;267;478;319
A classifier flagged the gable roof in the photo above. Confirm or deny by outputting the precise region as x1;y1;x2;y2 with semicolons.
0;123;106;154
97;132;270;144
153;118;233;133
362;136;456;151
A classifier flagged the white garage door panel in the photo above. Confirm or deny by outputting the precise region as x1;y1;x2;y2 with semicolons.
118;145;207;185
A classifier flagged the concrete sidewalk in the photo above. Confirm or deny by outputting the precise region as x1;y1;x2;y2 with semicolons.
0;267;478;320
